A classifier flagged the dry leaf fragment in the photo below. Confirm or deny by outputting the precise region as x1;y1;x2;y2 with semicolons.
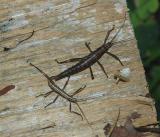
0;85;15;96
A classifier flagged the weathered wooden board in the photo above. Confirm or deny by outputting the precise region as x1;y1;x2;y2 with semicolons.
0;0;157;137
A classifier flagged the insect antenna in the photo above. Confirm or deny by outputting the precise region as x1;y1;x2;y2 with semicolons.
30;63;59;87
30;63;50;79
110;12;127;43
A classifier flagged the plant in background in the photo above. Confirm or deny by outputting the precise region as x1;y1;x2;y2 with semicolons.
131;0;159;26
127;0;160;120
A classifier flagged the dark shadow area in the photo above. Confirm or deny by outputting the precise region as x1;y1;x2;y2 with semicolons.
126;0;160;121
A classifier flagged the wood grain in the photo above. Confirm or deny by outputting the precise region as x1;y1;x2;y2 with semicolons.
0;0;157;137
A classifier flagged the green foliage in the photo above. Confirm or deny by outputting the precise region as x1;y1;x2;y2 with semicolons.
127;0;160;100
151;66;160;90
127;0;160;122
130;0;159;26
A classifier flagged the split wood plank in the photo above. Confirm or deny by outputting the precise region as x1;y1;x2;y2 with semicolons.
0;0;157;137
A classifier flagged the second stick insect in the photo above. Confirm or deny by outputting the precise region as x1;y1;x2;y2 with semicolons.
30;63;90;124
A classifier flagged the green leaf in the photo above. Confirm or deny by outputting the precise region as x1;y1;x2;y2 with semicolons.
148;0;159;12
130;12;141;27
136;6;149;19
135;0;146;7
134;0;159;20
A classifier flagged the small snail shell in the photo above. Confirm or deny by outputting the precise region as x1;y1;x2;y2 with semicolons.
114;68;131;84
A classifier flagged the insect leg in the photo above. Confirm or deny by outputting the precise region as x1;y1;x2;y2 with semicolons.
89;67;94;79
103;26;115;44
63;76;70;89
84;42;95;79
75;102;90;124
106;51;124;66
55;58;82;64
71;85;86;97
44;101;55;108
85;42;92;52
69;102;83;120
97;61;108;78
36;91;53;98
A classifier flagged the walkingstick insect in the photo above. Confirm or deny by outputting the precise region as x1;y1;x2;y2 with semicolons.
30;63;90;124
49;13;126;103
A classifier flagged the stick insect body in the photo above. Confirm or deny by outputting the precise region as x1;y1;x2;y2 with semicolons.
30;63;89;124
51;14;126;82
